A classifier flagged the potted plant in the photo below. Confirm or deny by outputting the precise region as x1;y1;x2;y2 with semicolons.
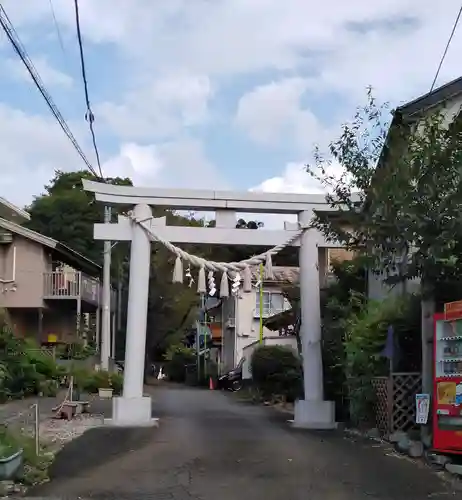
0;427;23;480
97;371;113;399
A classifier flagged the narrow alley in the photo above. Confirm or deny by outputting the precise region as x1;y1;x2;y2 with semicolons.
30;386;462;500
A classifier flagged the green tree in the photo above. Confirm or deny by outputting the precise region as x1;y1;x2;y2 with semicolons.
308;90;462;392
25;170;132;266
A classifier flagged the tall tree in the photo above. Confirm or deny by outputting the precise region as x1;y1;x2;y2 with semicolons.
25;170;132;266
308;91;462;393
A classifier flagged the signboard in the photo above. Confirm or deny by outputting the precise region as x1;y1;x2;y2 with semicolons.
444;301;462;321
47;333;57;343
416;393;430;424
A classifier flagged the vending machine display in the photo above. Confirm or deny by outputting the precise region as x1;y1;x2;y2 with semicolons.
433;311;462;454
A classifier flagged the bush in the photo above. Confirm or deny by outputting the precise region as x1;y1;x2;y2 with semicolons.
251;345;303;402
164;344;196;382
56;342;96;360
0;424;54;486
71;368;123;395
344;294;420;425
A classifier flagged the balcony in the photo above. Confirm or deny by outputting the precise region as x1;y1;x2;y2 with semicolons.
43;271;116;308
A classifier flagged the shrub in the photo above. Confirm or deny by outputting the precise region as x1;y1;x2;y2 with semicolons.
164;344;196;382
56;342;96;360
0;424;54;486
344;294;421;425
0;312;65;402
250;345;303;402
71;368;123;395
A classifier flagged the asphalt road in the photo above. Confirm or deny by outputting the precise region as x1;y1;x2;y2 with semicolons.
30;386;462;500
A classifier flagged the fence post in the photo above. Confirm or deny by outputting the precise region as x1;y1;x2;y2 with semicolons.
31;403;39;456
387;374;394;436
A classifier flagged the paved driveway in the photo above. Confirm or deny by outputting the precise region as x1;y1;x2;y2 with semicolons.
30;386;462;500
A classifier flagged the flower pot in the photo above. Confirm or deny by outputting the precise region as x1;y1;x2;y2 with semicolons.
0;449;23;480
98;387;113;399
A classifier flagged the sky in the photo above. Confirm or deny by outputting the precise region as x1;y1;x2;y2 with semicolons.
1;0;462;227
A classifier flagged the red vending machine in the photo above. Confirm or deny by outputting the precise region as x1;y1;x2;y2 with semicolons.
433;304;462;454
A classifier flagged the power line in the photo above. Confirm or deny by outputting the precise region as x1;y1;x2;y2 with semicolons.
72;0;111;371
0;3;99;178
73;0;103;178
48;0;66;58
429;4;462;93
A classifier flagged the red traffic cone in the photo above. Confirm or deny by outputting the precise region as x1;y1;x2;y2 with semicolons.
209;376;214;390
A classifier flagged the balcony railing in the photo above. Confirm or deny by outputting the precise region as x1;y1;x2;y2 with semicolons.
43;271;101;305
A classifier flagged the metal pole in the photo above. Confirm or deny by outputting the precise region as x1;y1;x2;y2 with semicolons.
117;262;123;331
259;263;264;344
196;320;200;382
32;403;39;456
101;205;112;370
111;311;116;359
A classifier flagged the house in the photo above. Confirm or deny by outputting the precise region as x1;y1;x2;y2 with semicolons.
199;246;355;373
368;76;462;301
0;196;116;347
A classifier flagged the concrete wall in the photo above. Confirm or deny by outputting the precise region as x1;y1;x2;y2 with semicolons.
0;234;50;308
234;286;291;368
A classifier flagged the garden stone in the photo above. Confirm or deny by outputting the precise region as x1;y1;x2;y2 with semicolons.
396;434;411;453
0;480;14;496
389;430;407;443
366;428;380;439
408;440;424;458
446;463;462;476
427;452;451;468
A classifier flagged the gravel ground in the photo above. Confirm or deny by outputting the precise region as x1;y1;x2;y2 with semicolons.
27;386;462;500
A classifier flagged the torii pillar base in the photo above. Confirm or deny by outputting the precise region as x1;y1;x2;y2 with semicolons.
104;396;159;427
291;399;337;430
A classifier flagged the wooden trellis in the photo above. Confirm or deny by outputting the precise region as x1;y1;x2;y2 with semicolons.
372;372;422;437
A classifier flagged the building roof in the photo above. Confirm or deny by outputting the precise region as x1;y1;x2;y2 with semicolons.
375;75;462;178
0;217;101;276
251;265;299;284
0;197;30;224
395;75;462;121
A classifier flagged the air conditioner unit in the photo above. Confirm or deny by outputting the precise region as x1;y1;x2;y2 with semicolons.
0;230;13;244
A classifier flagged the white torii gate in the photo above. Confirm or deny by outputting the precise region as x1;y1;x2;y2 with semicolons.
84;180;345;429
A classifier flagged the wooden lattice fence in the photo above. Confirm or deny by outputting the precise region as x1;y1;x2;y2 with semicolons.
372;372;422;437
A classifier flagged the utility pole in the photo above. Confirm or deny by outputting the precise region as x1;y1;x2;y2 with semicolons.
101;205;112;370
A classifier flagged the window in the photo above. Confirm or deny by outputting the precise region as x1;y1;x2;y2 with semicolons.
255;291;288;318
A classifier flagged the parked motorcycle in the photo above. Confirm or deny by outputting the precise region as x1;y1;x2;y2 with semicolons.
216;358;245;392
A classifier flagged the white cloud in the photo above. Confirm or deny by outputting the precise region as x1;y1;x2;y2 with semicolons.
0;103;86;206
252;160;346;195
6;0;462;100
103;138;228;191
235;78;333;152
249;160;346;229
97;73;213;140
252;162;321;194
2;0;462;212
3;56;73;88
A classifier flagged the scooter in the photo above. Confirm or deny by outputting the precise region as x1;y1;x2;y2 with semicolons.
217;358;245;392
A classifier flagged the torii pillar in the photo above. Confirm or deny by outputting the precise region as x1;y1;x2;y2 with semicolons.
109;203;156;426
293;210;336;429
